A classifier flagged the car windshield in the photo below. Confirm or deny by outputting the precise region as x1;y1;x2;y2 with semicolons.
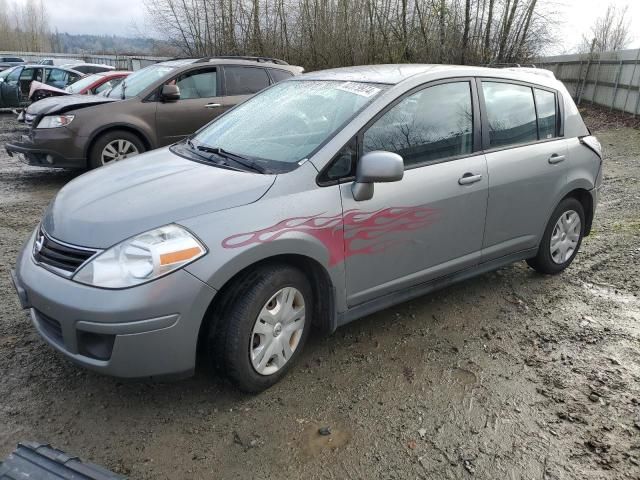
0;67;16;80
192;80;388;166
108;65;174;99
65;73;102;93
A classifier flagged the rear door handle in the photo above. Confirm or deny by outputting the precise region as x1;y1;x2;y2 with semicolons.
458;173;483;185
205;103;222;108
548;154;565;164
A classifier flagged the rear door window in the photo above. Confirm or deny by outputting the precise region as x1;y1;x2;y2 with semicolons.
269;68;293;83
46;68;68;84
224;66;270;95
482;81;537;148
534;88;557;140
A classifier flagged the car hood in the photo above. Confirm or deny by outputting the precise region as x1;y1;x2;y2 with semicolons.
42;148;276;248
26;93;118;116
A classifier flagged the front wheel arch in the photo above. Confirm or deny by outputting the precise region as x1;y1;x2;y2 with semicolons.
196;254;336;365
85;125;152;167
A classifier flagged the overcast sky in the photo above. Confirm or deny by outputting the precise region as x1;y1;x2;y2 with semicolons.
20;0;640;54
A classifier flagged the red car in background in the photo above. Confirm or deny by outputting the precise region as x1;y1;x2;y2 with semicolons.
29;70;130;102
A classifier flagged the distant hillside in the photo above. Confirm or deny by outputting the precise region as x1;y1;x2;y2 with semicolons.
50;32;176;56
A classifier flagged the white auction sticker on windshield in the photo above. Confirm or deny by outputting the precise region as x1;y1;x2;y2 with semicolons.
337;82;381;97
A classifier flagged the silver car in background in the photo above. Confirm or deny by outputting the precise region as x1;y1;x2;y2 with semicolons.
11;65;603;392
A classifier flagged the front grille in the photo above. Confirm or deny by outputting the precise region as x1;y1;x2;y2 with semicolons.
33;228;97;275
35;310;63;344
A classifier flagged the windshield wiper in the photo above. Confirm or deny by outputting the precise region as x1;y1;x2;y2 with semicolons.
120;79;126;99
182;139;242;171
194;143;267;174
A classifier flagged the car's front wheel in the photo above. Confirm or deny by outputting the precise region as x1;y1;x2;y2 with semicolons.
527;197;585;274
89;130;145;169
210;265;312;393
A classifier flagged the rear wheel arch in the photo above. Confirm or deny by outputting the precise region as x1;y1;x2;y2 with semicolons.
563;188;594;236
196;254;337;363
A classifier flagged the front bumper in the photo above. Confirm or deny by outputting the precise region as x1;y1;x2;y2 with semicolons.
5;127;87;169
13;231;217;378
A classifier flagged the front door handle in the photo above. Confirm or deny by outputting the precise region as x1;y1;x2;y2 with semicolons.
205;103;222;108
548;154;566;164
458;173;483;185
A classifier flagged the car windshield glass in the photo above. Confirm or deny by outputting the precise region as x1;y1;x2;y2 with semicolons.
193;80;387;165
108;65;174;99
0;67;16;80
65;73;102;93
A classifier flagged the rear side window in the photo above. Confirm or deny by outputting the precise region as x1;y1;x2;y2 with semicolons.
534;88;557;140
269;68;293;83
483;82;537;148
224;66;270;95
363;81;473;167
46;68;68;84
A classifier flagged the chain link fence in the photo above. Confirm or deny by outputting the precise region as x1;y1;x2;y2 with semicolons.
537;48;640;117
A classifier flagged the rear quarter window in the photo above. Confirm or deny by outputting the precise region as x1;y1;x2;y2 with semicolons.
534;88;558;140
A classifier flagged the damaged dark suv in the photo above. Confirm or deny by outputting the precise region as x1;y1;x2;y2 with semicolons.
6;56;303;169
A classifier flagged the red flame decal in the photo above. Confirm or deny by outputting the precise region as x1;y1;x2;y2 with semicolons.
222;206;439;266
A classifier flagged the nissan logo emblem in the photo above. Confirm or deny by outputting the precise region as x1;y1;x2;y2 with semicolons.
35;235;45;254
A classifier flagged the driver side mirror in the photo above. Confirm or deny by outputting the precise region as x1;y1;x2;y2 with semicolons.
352;150;404;201
161;84;180;102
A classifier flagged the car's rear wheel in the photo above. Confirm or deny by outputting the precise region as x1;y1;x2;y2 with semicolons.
527;197;585;274
89;130;145;169
209;264;312;393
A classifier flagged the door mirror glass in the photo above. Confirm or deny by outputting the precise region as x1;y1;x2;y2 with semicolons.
161;84;180;102
352;150;404;201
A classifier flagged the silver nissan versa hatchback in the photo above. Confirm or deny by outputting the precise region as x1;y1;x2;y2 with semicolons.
11;65;603;392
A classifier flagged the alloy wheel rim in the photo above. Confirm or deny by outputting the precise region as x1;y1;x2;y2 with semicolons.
101;140;139;165
250;287;306;376
550;210;581;264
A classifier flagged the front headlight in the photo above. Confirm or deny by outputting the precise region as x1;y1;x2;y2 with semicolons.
74;224;206;288
36;114;75;129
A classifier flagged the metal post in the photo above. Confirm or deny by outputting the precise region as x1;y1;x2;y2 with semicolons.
610;60;623;112
578;58;591;105
623;49;640;115
578;39;596;105
634;75;640;118
591;58;602;105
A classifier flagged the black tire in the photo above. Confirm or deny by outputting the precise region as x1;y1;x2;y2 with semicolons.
527;197;585;274
88;130;146;169
208;264;313;393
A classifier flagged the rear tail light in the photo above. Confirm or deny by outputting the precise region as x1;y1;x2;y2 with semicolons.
580;135;602;159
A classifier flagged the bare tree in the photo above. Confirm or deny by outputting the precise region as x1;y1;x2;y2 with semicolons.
579;3;633;53
0;0;51;52
140;0;553;69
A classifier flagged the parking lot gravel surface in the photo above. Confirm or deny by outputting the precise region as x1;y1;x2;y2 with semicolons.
0;110;639;479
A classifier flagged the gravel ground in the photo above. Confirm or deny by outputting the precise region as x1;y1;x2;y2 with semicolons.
0;111;639;479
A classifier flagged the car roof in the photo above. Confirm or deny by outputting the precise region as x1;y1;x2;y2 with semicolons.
94;70;130;77
158;57;303;74
62;62;115;68
298;64;559;89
